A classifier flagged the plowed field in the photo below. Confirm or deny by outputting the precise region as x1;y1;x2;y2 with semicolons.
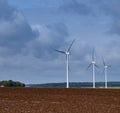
0;88;120;113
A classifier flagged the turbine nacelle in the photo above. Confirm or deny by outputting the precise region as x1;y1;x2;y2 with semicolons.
65;51;70;55
102;57;111;69
92;61;96;64
104;65;108;69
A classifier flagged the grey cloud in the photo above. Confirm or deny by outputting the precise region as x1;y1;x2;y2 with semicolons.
0;0;70;61
22;23;69;60
93;0;120;36
104;40;120;62
0;0;38;56
59;0;92;15
60;0;120;36
95;0;120;17
0;0;15;20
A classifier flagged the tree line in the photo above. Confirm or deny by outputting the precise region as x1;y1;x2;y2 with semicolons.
0;80;25;87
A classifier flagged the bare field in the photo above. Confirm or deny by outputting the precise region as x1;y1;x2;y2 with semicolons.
0;88;120;113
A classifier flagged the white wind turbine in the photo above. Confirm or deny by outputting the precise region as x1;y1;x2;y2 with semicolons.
55;39;75;88
87;49;98;88
102;57;111;88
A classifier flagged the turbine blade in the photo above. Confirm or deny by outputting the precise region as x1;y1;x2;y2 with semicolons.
54;49;65;54
92;48;95;61
65;54;67;60
87;63;92;70
108;65;111;68
102;57;106;66
102;68;105;73
95;64;99;68
67;39;75;52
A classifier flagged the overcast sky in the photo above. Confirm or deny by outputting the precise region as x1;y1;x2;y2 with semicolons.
0;0;120;84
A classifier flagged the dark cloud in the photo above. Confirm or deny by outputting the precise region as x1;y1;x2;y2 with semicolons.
0;0;15;20
1;0;120;83
92;0;120;35
0;0;70;59
60;0;120;36
59;0;92;15
0;0;38;56
95;0;120;16
22;23;69;59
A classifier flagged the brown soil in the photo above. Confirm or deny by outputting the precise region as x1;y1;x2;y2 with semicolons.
0;88;119;113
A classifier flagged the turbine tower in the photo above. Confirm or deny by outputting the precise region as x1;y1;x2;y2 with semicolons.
55;39;75;88
87;49;98;88
102;57;110;88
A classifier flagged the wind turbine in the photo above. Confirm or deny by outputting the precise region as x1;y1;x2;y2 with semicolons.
102;57;111;88
87;49;98;88
55;39;75;88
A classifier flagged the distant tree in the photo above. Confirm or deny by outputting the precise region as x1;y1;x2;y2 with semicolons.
0;80;25;87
